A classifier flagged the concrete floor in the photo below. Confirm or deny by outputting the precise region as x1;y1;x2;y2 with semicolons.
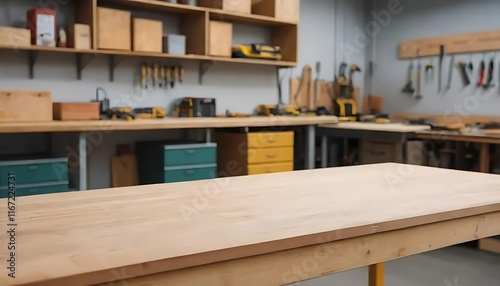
293;246;500;286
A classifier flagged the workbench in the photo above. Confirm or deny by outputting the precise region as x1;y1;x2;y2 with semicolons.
2;163;499;286
318;122;431;167
0;116;338;191
416;129;500;253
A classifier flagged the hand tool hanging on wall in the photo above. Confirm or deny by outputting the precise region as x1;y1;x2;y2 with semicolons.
147;64;153;89
438;45;445;93
178;65;184;83
416;53;423;99
457;61;471;86
483;57;495;89
402;62;415;95
153;64;159;89
349;65;361;94
425;58;435;82
477;59;486;87
165;64;171;89
468;54;474;72
159;65;165;88
170;66;177;88
444;54;455;91
141;63;148;89
338;63;348;84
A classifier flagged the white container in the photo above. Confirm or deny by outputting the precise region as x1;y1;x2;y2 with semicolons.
163;34;186;55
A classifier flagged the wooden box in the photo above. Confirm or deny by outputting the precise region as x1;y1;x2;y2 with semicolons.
0;27;31;48
209;21;232;57
53;102;100;121
0;91;52;122
198;0;251;14
133;18;163;53
96;7;131;50
252;0;300;23
67;24;91;50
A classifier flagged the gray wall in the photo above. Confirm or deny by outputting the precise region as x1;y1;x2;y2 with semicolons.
370;0;500;115
0;0;367;189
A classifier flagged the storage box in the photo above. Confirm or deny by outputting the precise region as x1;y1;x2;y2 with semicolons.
360;140;402;164
67;24;91;50
0;27;31;48
209;21;232;57
252;0;300;23
133;18;163;53
27;8;56;46
198;0;251;14
163;34;186;55
0;91;52;122
53;102;100;121
97;7;131;50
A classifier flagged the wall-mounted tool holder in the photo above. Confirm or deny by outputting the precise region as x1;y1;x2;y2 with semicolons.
399;30;500;59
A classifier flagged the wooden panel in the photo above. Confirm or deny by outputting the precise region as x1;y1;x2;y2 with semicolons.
275;0;300;23
321;122;430;133
0;91;52;123
247;131;294;148
180;12;207;55
215;131;248;176
199;0;251;14
479;237;500;254
132;18;163;53
67;24;92;50
247;161;293;175
251;0;275;17
0;26;30;48
399;30;500;59
248;146;293;164
111;155;139;187
272;24;298;62
53;102;100;121
391;113;500;127
208;21;232;57
3;164;500;285
76;0;96;49
96;7;131;50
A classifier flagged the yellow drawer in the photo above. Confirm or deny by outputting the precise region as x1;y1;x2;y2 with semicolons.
248;162;294;175
247;131;294;148
248;147;293;164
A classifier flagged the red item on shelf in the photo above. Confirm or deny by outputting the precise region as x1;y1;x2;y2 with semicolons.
27;8;56;47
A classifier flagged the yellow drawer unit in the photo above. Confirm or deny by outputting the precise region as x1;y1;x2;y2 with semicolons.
216;131;294;176
248;162;294;175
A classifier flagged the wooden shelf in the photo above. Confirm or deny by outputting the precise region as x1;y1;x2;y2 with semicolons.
208;10;297;26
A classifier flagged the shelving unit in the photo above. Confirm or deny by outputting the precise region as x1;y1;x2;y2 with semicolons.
0;0;299;82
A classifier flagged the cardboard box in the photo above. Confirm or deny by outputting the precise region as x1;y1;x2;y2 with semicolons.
163;34;186;55
252;0;300;23
68;24;91;50
97;7;131;50
0;91;52;122
0;27;31;48
53;102;100;121
27;8;56;46
198;0;251;14
132;18;163;53
209;21;232;57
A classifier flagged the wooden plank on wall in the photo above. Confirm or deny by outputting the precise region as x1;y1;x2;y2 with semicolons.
399;30;500;59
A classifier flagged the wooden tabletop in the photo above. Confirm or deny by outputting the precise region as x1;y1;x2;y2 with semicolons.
0;116;338;133
2;163;500;286
416;130;500;144
320;122;431;133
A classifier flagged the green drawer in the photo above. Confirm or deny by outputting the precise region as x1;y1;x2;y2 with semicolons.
0;182;69;198
164;144;216;167
0;158;68;187
164;165;216;183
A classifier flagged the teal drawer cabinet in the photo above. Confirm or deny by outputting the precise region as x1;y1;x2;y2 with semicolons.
0;182;69;199
0;158;68;188
137;141;217;184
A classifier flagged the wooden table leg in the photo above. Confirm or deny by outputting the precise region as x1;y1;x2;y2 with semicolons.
479;143;490;173
369;263;384;286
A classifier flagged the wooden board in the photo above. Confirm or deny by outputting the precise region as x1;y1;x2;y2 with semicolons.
96;7;131;51
209;21;232;57
2;163;500;285
0;116;338;133
400;30;500;59
75;0;96;49
0;91;52;122
321;122;431;133
111;155;139;187
132;18;163;53
416;130;500;145
392;113;500;128
180;13;207;55
479;237;500;254
53;102;100;121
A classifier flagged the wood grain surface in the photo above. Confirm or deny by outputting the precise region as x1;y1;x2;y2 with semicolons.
2;163;500;286
416;130;500;144
0;116;338;133
320;122;431;133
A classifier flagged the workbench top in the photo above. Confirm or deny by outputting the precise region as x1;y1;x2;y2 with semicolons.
2;163;500;285
320;122;431;133
416;129;500;144
0;116;339;133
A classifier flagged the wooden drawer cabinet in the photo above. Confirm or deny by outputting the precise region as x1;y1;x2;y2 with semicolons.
0;158;68;188
137;141;217;184
216;131;294;176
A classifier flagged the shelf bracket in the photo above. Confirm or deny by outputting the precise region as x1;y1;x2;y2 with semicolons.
199;60;214;85
28;50;39;79
108;55;124;82
76;53;96;80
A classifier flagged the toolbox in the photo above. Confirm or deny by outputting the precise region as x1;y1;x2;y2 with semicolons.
176;97;216;117
0;157;69;198
136;141;217;184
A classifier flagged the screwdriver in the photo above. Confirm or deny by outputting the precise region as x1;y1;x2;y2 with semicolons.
178;65;184;83
165;65;171;89
141;63;147;89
